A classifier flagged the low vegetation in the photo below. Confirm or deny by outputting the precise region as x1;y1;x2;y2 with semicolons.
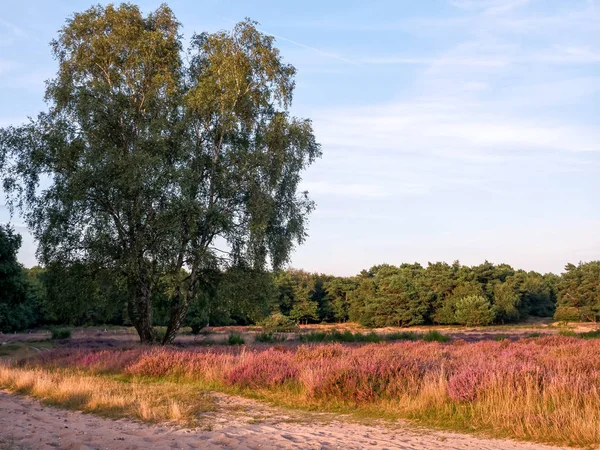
2;335;597;447
254;331;286;343
50;328;72;340
227;333;245;346
299;329;450;343
0;365;213;424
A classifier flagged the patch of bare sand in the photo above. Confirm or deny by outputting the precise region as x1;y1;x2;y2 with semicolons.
0;390;571;450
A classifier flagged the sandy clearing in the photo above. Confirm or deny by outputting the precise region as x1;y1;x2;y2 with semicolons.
0;390;571;450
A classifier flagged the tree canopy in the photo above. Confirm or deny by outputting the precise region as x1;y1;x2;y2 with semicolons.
0;4;320;343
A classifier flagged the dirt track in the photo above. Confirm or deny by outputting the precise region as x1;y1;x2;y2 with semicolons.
0;390;571;450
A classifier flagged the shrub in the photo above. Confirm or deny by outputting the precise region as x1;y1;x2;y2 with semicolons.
50;328;72;340
423;330;450;342
554;306;581;323
259;313;298;332
560;329;600;340
228;333;245;345
385;331;419;341
300;330;383;343
255;331;285;343
454;295;495;326
579;329;600;339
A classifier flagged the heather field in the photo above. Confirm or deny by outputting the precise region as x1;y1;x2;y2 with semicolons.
1;335;599;448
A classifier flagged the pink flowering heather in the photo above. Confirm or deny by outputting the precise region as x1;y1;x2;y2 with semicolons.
26;337;600;408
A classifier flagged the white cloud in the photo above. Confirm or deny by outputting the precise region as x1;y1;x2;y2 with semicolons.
312;98;600;158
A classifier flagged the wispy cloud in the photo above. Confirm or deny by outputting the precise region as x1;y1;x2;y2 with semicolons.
358;56;508;67
0;18;27;38
450;0;532;15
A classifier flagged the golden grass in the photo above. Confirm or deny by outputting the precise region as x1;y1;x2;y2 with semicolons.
0;365;214;425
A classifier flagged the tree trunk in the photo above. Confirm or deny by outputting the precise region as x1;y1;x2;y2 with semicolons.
128;283;160;344
161;268;198;345
162;287;191;345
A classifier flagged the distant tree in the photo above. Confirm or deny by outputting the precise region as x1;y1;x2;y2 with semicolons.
0;5;320;343
553;306;581;323
0;225;39;331
41;262;127;326
557;262;600;312
325;277;358;322
492;281;520;323
454;295;495;326
289;281;318;324
434;280;483;324
348;276;377;326
434;297;458;325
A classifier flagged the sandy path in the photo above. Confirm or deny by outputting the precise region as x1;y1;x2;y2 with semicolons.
0;390;569;450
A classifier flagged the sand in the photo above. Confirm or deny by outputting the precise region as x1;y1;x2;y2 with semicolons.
0;390;570;450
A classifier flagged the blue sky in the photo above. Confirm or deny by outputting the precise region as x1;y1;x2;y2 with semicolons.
1;0;599;275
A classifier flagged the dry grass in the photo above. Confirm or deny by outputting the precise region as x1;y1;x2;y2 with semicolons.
0;365;214;425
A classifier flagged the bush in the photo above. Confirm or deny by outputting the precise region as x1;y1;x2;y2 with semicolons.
51;328;72;340
300;330;383;343
554;306;580;323
423;330;450;342
579;329;600;339
255;331;285;343
259;313;298;332
385;331;419;341
560;329;600;340
298;330;450;344
228;333;245;345
454;295;495;326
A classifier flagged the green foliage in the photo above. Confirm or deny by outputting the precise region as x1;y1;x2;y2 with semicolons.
557;329;600;339
385;331;420;341
50;328;72;340
259;313;298;332
0;5;320;344
0;225;43;332
300;330;382;343
254;331;285;343
554;306;581;323
299;329;450;343
422;330;451;342
492;282;520;323
228;333;245;345
454;295;495;326
41;263;127;326
577;329;600;339
289;297;319;324
556;262;600;320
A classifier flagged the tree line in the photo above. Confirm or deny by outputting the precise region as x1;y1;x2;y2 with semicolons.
2;224;598;332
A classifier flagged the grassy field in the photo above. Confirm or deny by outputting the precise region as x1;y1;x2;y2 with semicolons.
1;331;599;447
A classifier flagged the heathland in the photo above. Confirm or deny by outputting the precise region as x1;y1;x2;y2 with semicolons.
1;322;599;448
